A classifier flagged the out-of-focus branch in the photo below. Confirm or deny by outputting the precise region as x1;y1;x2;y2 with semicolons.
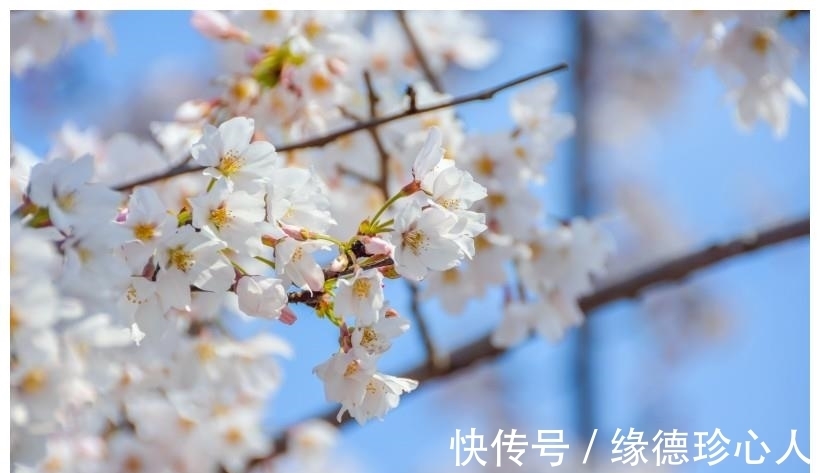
360;69;444;370
362;70;392;200
390;12;451;371
396;10;444;93
111;62;569;192
407;281;449;371
250;215;809;466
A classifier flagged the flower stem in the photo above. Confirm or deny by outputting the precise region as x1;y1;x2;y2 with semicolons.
369;190;407;228
254;256;276;270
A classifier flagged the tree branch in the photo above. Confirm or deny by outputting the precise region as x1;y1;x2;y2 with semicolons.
407;281;450;372
396;10;444;93
112;62;569;192
362;70;392;200
249;215;809;466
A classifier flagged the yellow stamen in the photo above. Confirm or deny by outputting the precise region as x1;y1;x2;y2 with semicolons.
10;307;21;334
133;223;156;241
196;342;216;362
260;10;280;23
291;246;304;263
360;327;377;346
751;30;772;55
487;194;507;208
352;278;372;299
309;71;332;94
209;206;231;231
442;268;460;284
218;150;244;177
168;247;195;272
20;368;47;394
344;360;359;377
403;230;427;256
224;427;244;445
476;154;495;176
56;192;77;212
304;18;323;39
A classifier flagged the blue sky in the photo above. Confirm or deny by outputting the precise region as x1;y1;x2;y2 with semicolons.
10;11;809;473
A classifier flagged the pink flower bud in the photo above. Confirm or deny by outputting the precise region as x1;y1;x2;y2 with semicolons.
191;10;249;43
362;236;394;256
326;57;347;76
279;306;297;325
280;223;306;241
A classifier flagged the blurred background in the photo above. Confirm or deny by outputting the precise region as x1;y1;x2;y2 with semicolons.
10;11;810;473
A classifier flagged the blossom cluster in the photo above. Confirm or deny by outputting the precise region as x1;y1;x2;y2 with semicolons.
10;10;111;76
10;10;624;473
663;11;806;137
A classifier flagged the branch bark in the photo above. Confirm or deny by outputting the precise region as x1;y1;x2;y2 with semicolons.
249;215;809;466
396;11;444;93
112;62;569;192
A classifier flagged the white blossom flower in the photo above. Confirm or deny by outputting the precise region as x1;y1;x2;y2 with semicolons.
421;164;487;211
121;186;176;271
155;226;235;311
60;223;131;301
518;218;614;297
236;275;288;319
274;238;331;292
210;406;270;473
729;75;806;137
391;202;475;281
227;10;298;46
313;350;377;421
342;373;418;425
491;290;584;347
266;167;336;233
662;11;733;42
509;81;576;146
287;420;338;467
334;269;384;325
411;127;444;182
314;346;417;424
420;266;482;315
118;277;172;344
350;309;409;355
26;155;122;232
189;180;266;255
406;11;499;71
11;11;111;75
101;431;171;473
191;117;277;192
479;187;543;240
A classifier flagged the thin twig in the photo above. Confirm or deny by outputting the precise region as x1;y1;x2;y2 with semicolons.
336;164;379;187
247;216;809;465
396;10;444;93
362;71;392;200
408;281;450;372
390;17;451;374
112;62;569;192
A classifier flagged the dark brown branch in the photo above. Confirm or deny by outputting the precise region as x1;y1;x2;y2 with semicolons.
396;11;444;93
112;62;569;192
249;215;809;466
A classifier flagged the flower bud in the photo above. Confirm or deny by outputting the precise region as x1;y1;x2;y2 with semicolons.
191;10;249;43
361;235;394;257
